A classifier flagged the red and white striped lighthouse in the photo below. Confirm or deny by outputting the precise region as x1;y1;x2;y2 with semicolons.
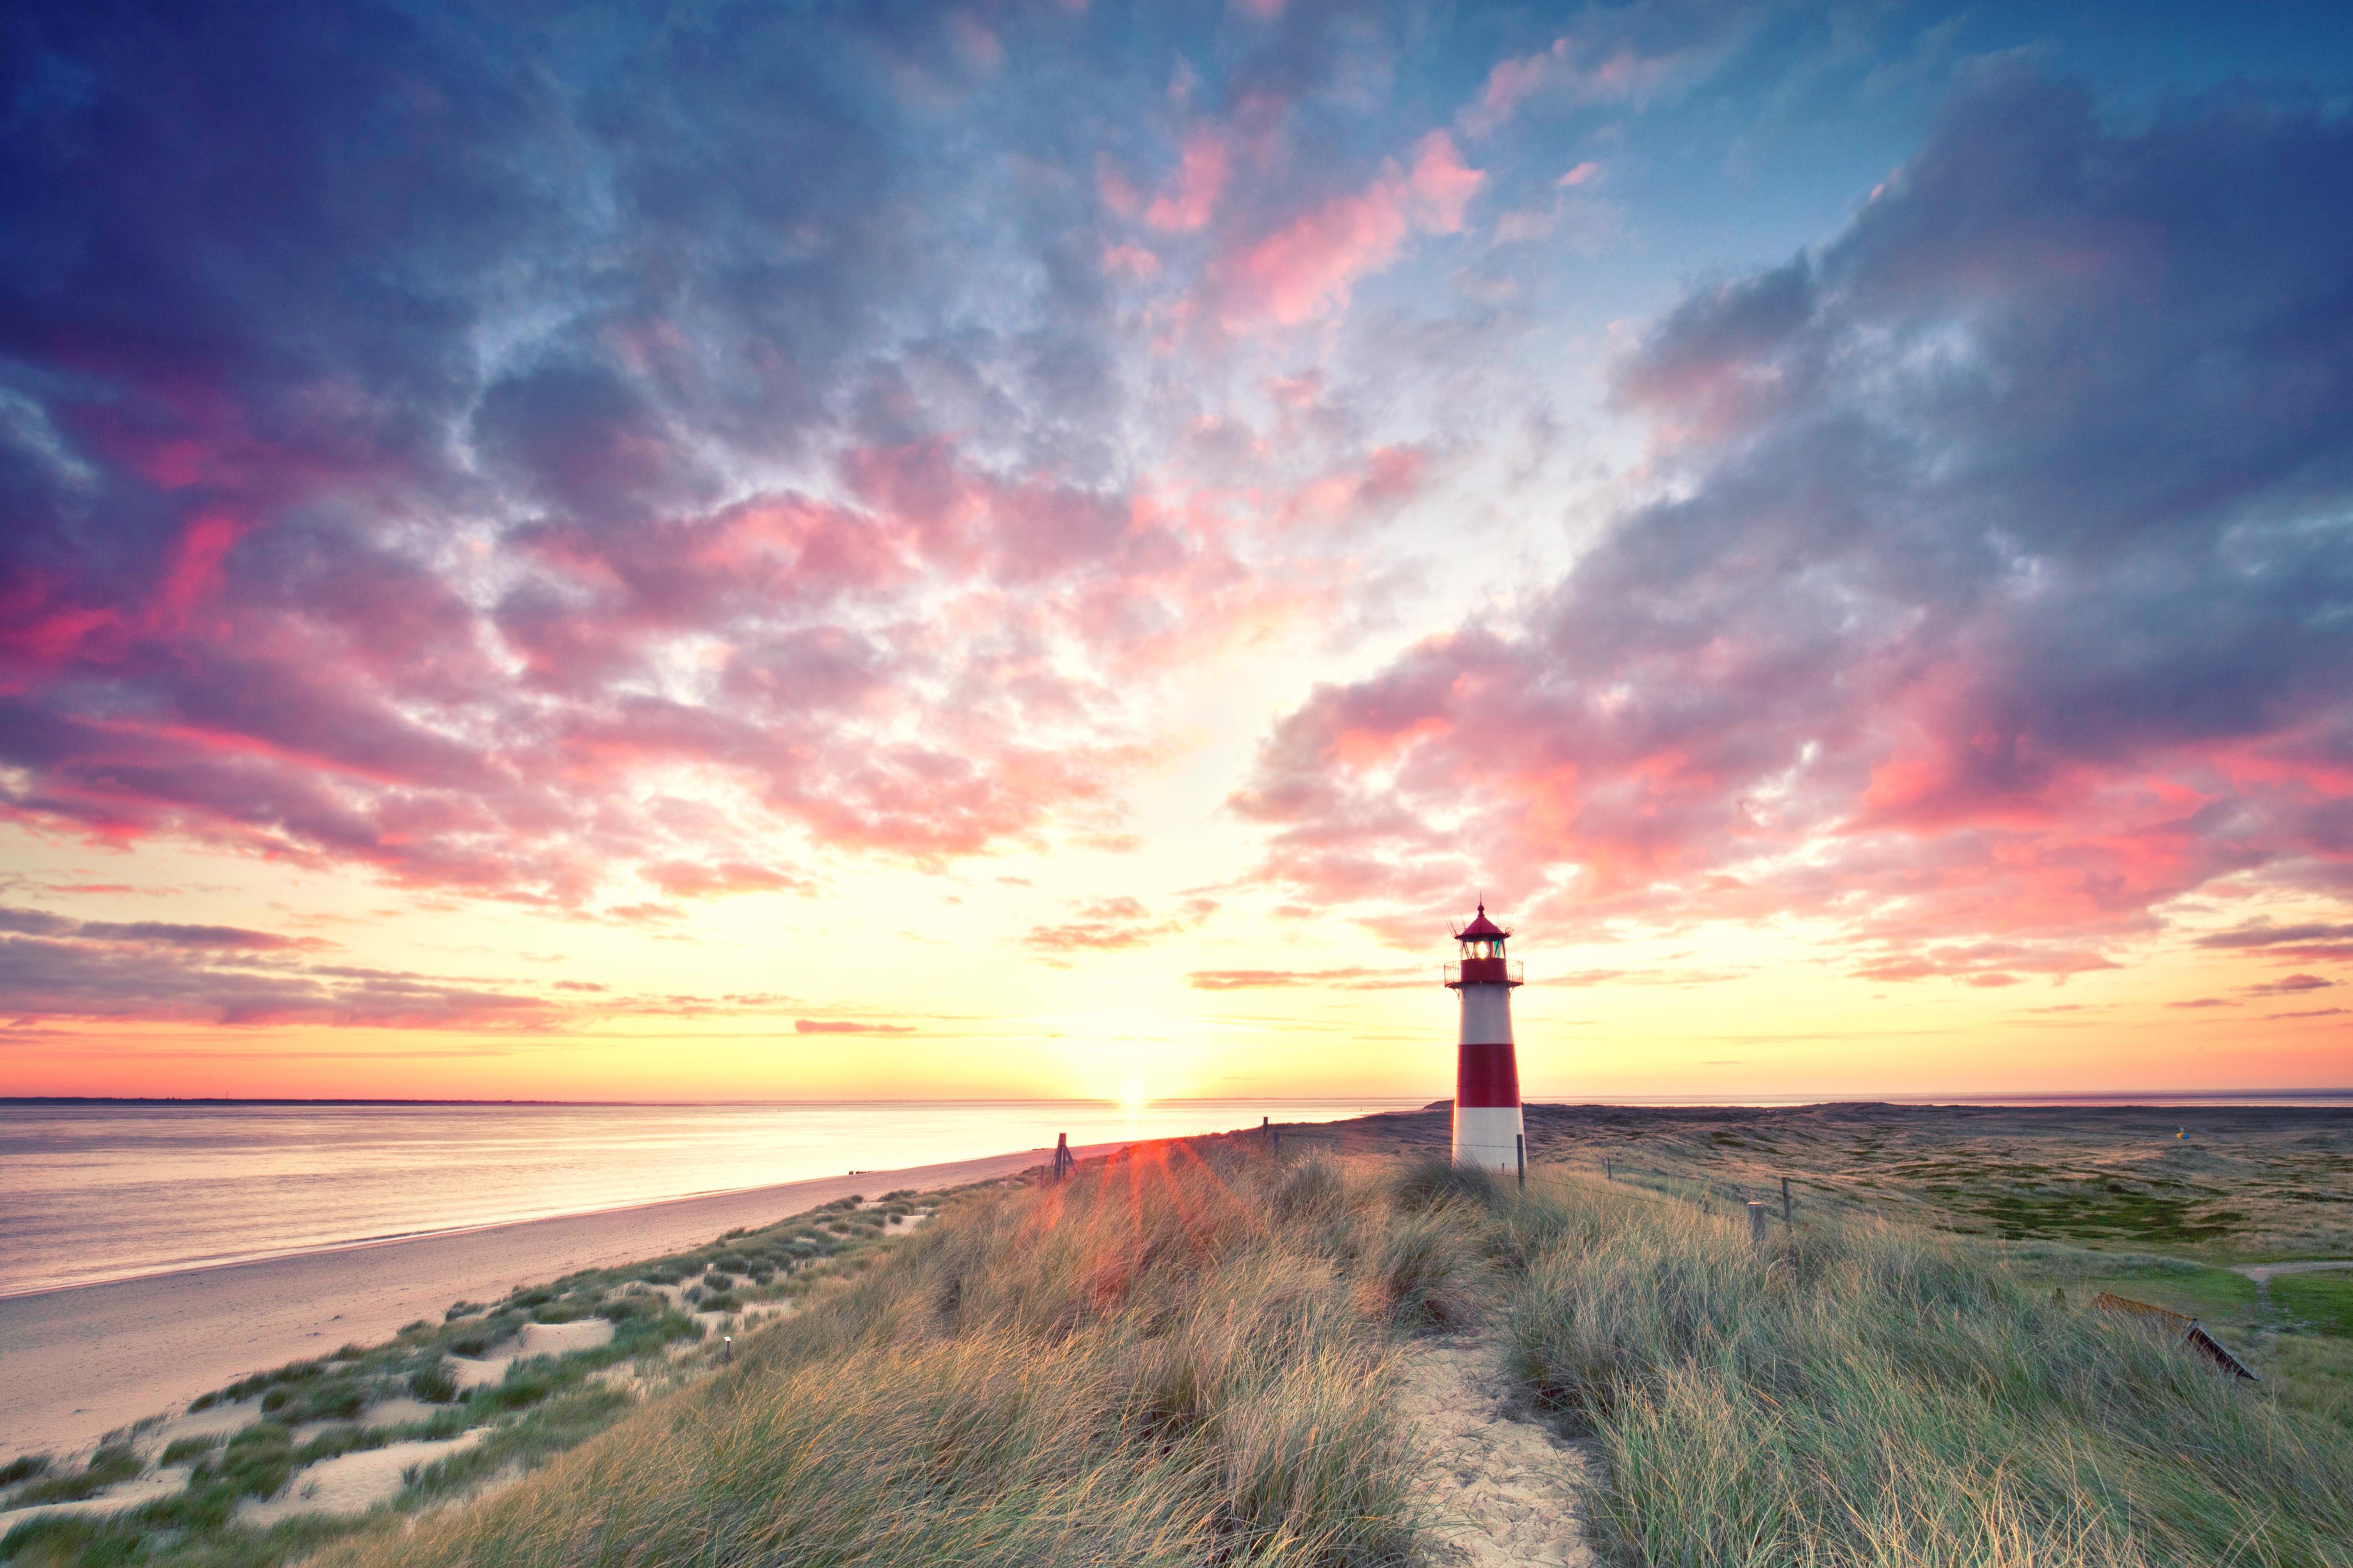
1444;903;1524;1173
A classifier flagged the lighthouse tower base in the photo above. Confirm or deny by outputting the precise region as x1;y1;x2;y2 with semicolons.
1453;1105;1524;1173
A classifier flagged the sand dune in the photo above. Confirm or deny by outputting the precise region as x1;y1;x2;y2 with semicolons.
0;1142;1115;1460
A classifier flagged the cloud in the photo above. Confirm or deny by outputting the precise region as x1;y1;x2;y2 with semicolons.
0;926;559;1029
1023;895;1216;957
0;906;318;950
2193;921;2353;949
2264;1007;2348;1021
1851;943;2116;987
1456;15;1742;138
641;861;803;899
1146;128;1231;232
1182;965;1412;989
2190;922;2353;963
2165;997;2235;1010
1214;132;1482;327
2244;974;2336;997
2;1;1363;918
1234;67;2353;964
793;1018;917;1034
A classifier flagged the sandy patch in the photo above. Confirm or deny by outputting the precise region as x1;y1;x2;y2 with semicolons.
519;1319;613;1356
237;1428;489;1526
149;1397;262;1449
360;1394;444;1429
1398;1336;1596;1567
0;1465;190;1531
444;1352;511;1391
444;1317;616;1390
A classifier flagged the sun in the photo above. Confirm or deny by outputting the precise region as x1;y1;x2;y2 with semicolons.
1117;1075;1151;1112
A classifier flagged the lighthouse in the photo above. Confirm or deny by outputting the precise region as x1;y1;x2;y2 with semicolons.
1444;903;1524;1173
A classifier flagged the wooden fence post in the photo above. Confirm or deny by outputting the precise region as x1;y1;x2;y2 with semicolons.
1781;1175;1792;1226
1747;1201;1769;1248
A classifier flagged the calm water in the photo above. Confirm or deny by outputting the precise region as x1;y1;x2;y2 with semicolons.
0;1099;1416;1297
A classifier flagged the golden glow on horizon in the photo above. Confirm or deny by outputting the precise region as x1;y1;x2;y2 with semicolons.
3;809;2346;1101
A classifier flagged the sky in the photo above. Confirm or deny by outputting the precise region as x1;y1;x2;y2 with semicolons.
3;0;2350;1104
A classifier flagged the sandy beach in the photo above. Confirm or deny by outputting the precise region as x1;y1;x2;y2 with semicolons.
0;1140;1121;1461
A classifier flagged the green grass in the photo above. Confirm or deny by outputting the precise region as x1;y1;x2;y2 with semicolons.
1966;1180;2249;1245
159;1435;226;1466
5;1445;141;1506
1500;1172;2353;1567
2274;1271;2353;1337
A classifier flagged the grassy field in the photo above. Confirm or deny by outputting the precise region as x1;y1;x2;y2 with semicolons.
1487;1167;2351;1567
1288;1101;2353;1432
7;1107;2349;1567
1291;1102;2353;1260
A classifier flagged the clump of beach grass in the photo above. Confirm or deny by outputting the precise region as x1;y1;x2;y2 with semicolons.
1498;1174;2353;1567
4;1445;141;1507
313;1142;1424;1568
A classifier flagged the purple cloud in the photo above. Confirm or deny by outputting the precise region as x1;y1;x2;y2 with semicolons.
1234;66;2353;960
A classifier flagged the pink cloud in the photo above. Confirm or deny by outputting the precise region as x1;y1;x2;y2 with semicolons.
1216;131;1483;327
1230;75;2353;971
1458;33;1700;137
1146;129;1231;232
641;860;803;898
1464;41;1565;137
1097;154;1140;218
1103;242;1162;278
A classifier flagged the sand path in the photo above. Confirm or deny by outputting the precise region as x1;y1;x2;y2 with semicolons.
1399;1336;1597;1567
1;1141;1119;1460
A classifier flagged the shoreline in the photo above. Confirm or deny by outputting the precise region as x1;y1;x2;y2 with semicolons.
0;1139;1126;1462
0;1175;969;1304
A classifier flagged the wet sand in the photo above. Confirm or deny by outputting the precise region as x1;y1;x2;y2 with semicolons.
0;1140;1119;1460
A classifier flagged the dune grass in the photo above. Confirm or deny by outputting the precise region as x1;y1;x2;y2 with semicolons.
10;1139;2345;1568
1493;1166;2353;1568
311;1145;1434;1568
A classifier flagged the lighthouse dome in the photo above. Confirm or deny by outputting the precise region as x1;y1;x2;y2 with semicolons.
1454;902;1509;941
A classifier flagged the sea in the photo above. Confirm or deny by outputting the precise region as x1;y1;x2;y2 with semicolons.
5;1091;2347;1299
0;1098;1417;1298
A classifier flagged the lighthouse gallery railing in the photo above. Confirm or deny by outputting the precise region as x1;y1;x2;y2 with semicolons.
1443;958;1524;987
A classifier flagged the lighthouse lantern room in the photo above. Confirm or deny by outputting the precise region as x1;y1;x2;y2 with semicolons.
1444;903;1525;1173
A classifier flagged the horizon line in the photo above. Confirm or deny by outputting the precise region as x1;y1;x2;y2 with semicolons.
6;1089;2349;1108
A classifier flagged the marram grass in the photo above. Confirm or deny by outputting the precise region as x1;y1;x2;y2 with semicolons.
1496;1170;2353;1568
313;1144;1441;1568
14;1142;2345;1568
